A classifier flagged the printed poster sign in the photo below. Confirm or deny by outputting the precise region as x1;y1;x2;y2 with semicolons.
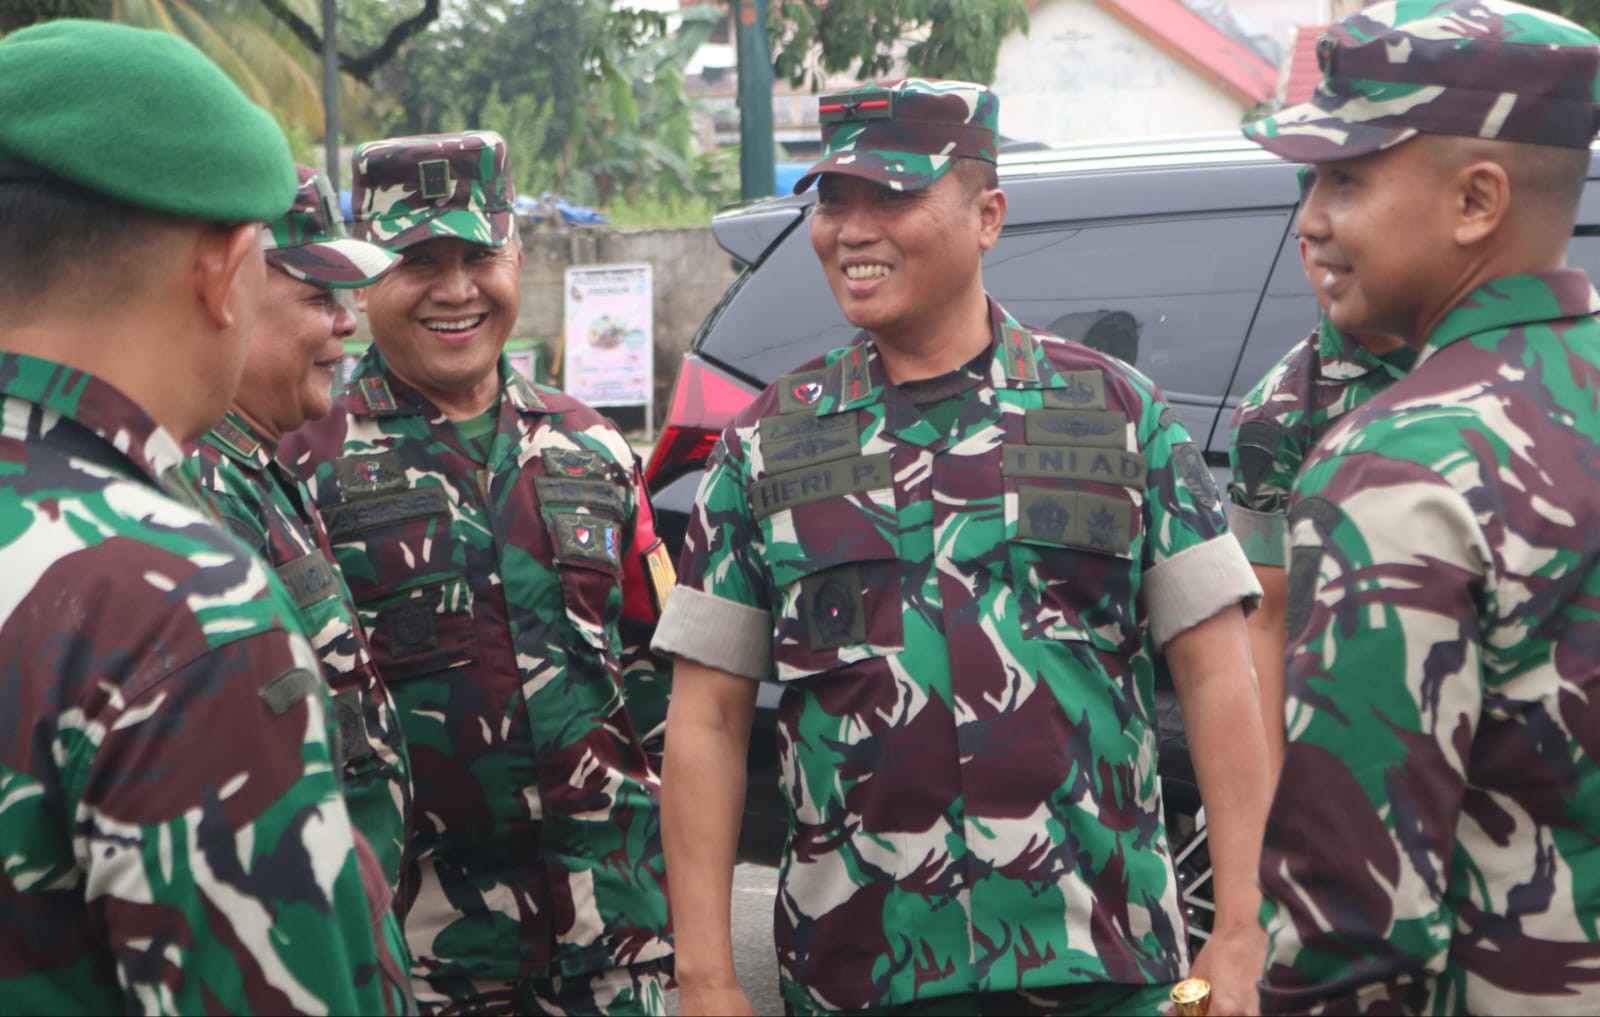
563;263;654;413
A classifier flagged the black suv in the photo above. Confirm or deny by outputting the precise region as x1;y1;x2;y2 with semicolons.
644;134;1600;946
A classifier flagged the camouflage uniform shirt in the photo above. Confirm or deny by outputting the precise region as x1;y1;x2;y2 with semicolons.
1226;319;1413;566
192;408;414;892
281;348;672;986
1267;270;1600;1014
655;300;1260;1011
0;352;413;1014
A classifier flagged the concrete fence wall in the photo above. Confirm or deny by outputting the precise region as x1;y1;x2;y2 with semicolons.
351;223;741;426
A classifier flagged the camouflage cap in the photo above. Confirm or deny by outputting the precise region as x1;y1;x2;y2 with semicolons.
1246;0;1600;163
793;78;999;194
352;130;514;250
265;166;398;289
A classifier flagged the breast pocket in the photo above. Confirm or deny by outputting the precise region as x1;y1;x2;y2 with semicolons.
754;458;903;683
321;480;480;680
546;510;625;654
1005;476;1145;652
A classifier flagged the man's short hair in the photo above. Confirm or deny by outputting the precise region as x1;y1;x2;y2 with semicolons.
952;157;999;197
0;178;175;315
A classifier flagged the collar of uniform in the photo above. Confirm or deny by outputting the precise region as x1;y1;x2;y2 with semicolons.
1423;270;1600;361
830;297;1027;413
340;345;566;420
202;408;272;471
0;351;188;484
1314;317;1398;382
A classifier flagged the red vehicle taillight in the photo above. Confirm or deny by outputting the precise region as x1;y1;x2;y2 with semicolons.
644;355;757;490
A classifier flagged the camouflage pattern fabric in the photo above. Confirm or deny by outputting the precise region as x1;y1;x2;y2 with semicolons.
280;348;673;1000
192;408;415;892
795;78;999;194
0;352;414;1015
411;959;668;1016
661;300;1255;1012
1245;0;1600;162
1265;270;1600;1013
353;131;514;251
266;165;399;289
1226;317;1413;567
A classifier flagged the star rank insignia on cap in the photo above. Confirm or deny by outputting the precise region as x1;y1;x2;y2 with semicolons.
818;89;895;123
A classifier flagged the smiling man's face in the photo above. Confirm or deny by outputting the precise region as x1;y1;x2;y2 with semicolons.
234;267;354;439
360;235;523;416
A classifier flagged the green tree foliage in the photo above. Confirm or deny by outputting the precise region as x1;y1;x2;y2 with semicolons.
360;0;730;214
769;0;1029;88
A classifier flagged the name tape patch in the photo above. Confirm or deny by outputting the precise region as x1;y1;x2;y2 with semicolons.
325;487;449;541
1002;444;1145;488
534;476;624;516
750;453;892;520
275;551;339;610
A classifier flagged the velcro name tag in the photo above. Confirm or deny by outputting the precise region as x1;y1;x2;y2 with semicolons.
749;453;892;520
1002;444;1145;488
333;451;408;498
552;513;622;567
535;476;624;516
759;413;859;469
325;487;449;541
261;668;319;716
333;689;373;762
1041;371;1107;410
276;551;339;609
1025;409;1129;448
1017;485;1136;555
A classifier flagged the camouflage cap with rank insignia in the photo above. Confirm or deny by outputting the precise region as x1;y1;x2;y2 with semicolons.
793;78;1000;194
1245;0;1600;163
265;166;398;288
351;130;514;250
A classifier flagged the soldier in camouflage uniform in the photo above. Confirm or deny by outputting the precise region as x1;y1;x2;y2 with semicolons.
1243;1;1600;1011
0;20;412;1014
190;166;414;892
655;79;1272;1015
281;131;675;1015
1227;233;1414;775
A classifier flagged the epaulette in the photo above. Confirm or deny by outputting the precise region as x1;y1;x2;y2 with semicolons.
1001;320;1040;384
210;415;262;462
356;376;408;418
510;373;549;413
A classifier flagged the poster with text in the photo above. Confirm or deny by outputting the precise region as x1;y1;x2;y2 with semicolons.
563;263;653;412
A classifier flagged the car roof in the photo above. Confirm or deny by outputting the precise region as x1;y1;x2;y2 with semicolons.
711;133;1297;263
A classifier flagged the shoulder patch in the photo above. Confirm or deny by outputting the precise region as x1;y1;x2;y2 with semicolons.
1172;442;1220;509
1235;420;1284;499
644;540;677;614
776;368;831;414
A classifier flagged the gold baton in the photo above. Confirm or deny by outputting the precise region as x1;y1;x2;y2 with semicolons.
1170;977;1211;1016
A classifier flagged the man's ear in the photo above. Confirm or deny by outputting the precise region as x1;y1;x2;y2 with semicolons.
977;186;1007;252
1454;159;1510;248
193;223;264;329
354;285;369;312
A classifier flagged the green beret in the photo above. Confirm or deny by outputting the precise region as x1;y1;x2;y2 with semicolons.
0;19;296;222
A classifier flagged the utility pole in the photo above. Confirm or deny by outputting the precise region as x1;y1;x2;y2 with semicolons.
733;0;775;200
321;0;340;192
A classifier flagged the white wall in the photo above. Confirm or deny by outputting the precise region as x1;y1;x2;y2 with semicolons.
1226;0;1325;56
993;0;1246;144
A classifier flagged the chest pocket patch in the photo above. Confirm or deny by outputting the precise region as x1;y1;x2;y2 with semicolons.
333;451;408;498
551;512;621;569
1017;485;1136;555
534;475;625;517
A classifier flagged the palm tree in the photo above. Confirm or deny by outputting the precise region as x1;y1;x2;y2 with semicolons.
109;0;325;141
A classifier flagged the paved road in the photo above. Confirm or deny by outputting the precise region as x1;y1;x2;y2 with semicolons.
667;862;783;1015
